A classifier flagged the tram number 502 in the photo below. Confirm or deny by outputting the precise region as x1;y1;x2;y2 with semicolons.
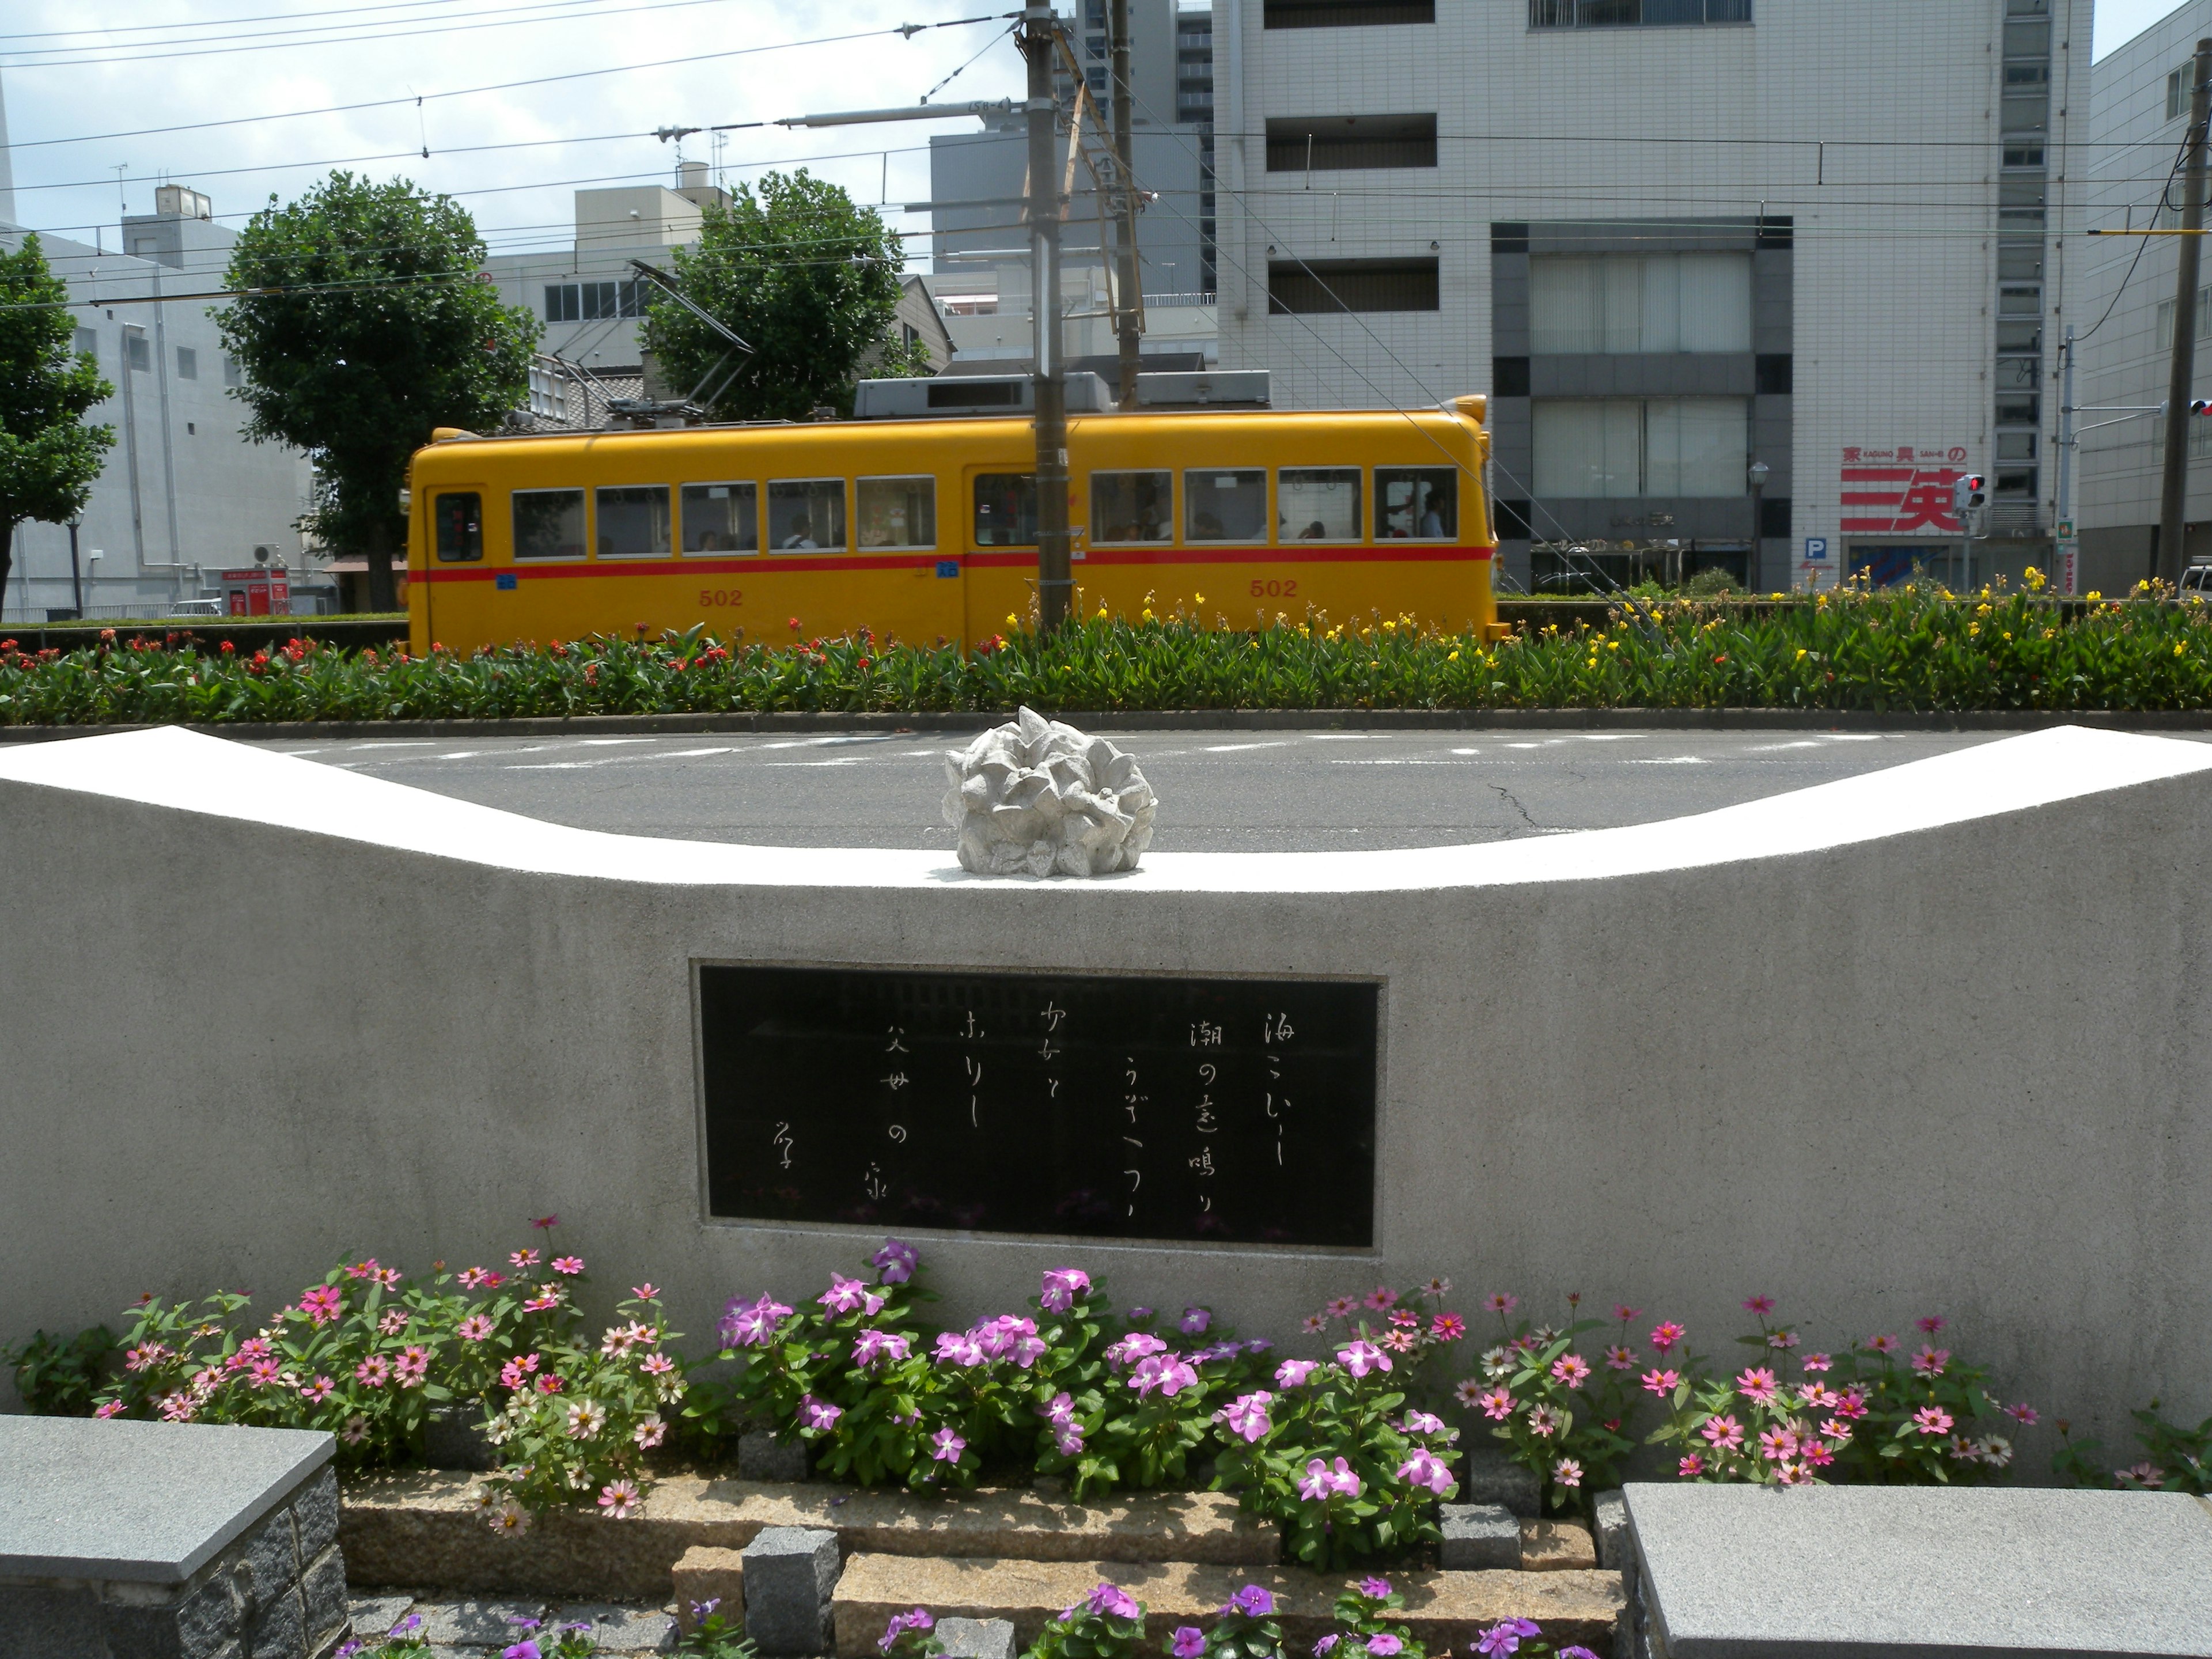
699;589;745;607
1249;578;1300;599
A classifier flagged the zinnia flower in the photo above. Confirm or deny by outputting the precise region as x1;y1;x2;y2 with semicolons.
1552;1458;1582;1488
1649;1321;1685;1353
596;1479;640;1518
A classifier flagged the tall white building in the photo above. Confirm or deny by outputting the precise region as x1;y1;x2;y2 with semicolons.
2076;2;2212;588
1212;0;2081;593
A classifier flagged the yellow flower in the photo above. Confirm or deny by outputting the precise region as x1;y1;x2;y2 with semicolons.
1796;648;1807;661
1096;607;1109;620
1585;656;1598;669
1448;649;1460;662
1194;592;1206;605
2087;590;2102;601
2177;642;2188;657
1968;623;1980;636
1006;612;1020;627
1141;608;1156;622
2002;631;2012;642
2024;566;2047;593
1606;639;1619;650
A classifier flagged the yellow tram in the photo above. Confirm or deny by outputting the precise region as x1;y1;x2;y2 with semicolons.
403;397;1500;656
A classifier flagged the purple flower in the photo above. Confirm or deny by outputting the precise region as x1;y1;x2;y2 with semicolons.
1396;1448;1455;1496
337;1646;365;1659
690;1601;721;1621
1315;1638;1340;1657
1041;1391;1077;1427
974;1315;1047;1368
1357;1577;1392;1601
934;1331;984;1367
880;1608;935;1652
1217;1391;1274;1444
1198;1342;1242;1364
1040;1268;1092;1312
1128;1354;1200;1398
1054;1426;1085;1456
1243;1339;1273;1355
821;1274;887;1317
930;1427;967;1464
1337;1341;1391;1378
1366;1638;1402;1658
1401;1410;1445;1437
853;1329;912;1370
798;1394;843;1433
509;1618;543;1630
1559;1650;1601;1659
502;1645;541;1659
1108;1332;1169;1369
1473;1630;1519;1658
1274;1359;1318;1388
1088;1582;1141;1620
872;1239;919;1285
1171;1627;1206;1658
1180;1307;1212;1335
1226;1586;1275;1619
1297;1456;1362;1502
719;1294;794;1349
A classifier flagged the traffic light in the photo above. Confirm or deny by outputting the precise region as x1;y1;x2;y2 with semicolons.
1952;473;1987;518
2191;399;2212;416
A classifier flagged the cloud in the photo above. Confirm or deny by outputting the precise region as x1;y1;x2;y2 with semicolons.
2;0;1026;273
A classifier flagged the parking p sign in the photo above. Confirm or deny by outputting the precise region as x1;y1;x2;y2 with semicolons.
1804;537;1830;560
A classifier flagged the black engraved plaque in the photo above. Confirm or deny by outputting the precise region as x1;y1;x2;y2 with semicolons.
699;965;1377;1247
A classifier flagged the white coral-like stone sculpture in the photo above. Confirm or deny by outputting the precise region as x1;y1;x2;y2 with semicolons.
942;706;1157;877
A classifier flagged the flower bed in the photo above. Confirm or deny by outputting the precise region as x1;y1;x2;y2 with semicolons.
8;578;2212;724
11;1225;2202;1560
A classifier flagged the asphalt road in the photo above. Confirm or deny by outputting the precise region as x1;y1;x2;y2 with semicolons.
246;726;2181;854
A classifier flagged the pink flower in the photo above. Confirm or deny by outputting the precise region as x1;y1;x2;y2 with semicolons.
642;1353;676;1376
159;1392;198;1422
1767;1330;1799;1350
1107;1333;1168;1368
1128;1354;1200;1397
458;1315;494;1343
1866;1334;1899;1354
1911;1346;1950;1377
1378;1329;1419;1354
395;1347;430;1388
1649;1321;1685;1354
532;1215;559;1230
1301;1313;1327;1334
1604;1344;1637;1371
124;1343;171;1372
1758;1427;1799;1463
872;1240;919;1285
1525;1404;1562;1438
1676;1453;1705;1478
499;1353;541;1389
721;1295;794;1349
1734;1367;1780;1406
1484;1293;1519;1315
2004;1402;2039;1426
1820;1418;1854;1444
1479;1387;1516;1421
459;1267;503;1290
1039;1268;1090;1312
551;1256;585;1277
1219;1392;1274;1443
1613;1305;1641;1323
1180;1307;1213;1335
1774;1459;1812;1486
1087;1584;1140;1620
1171;1631;1205;1659
1552;1457;1582;1488
377;1310;409;1336
1835;1388;1870;1421
1641;1368;1681;1396
1325;1296;1357;1319
1912;1406;1954;1436
1275;1359;1318;1388
346;1259;381;1281
852;1330;912;1370
1365;1286;1398;1310
930;1427;967;1464
300;1286;343;1326
1916;1315;1946;1334
510;1249;540;1269
2117;1461;2166;1488
1550;1353;1592;1389
635;1417;667;1449
1700;1414;1745;1452
355;1355;391;1389
1297;1456;1361;1501
1430;1313;1466;1342
1802;1438;1836;1468
597;1479;641;1519
1798;1383;1840;1410
1337;1341;1391;1378
1742;1295;1774;1316
1801;1353;1832;1372
522;1290;562;1313
799;1394;843;1431
94;1400;126;1418
1397;1448;1455;1495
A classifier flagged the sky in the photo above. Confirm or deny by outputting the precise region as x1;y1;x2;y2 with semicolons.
0;0;1036;270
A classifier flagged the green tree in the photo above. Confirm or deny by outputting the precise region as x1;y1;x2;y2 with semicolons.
217;172;539;612
0;235;115;607
643;171;910;422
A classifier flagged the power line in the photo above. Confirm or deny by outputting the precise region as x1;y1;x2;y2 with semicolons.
0;0;476;41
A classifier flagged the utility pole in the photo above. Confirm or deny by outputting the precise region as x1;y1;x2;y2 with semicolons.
1021;3;1073;632
2158;37;2212;588
1109;0;1143;409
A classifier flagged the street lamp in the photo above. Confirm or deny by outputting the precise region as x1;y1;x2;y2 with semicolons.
1747;460;1770;591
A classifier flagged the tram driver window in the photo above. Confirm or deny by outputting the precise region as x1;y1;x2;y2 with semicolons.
1376;468;1456;540
857;476;937;548
974;474;1038;546
597;484;671;558
1090;471;1172;543
433;492;483;562
681;482;759;553
1277;468;1361;542
513;488;586;559
1183;469;1267;543
768;479;847;550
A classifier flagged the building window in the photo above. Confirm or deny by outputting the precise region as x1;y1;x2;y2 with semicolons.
1995;432;2037;461
74;327;97;365
544;279;646;323
2154;288;2212;349
1265;116;1437;172
1264;0;1433;27
2002;21;2050;59
1268;258;1439;313
224;353;244;388
1532;397;1749;498
126;334;150;372
1530;0;1751;26
1997;241;2045;281
2002;93;2049;134
2172;62;2196;123
1530;253;1751;354
1995;392;2040;427
176;347;198;381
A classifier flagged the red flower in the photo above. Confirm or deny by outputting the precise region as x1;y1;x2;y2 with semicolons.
857;656;872;671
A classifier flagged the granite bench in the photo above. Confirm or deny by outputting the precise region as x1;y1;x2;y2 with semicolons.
0;1416;349;1659
1619;1482;2212;1658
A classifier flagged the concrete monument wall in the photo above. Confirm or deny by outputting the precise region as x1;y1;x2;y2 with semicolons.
1;726;2207;1451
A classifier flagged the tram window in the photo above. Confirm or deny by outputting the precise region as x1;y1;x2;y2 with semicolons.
680;482;759;553
513;488;585;559
433;492;483;562
974;473;1038;546
1090;471;1172;543
1277;468;1362;542
1376;468;1456;540
597;484;671;558
857;476;938;549
1184;469;1267;543
768;479;847;550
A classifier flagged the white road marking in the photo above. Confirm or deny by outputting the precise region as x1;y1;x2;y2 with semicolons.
503;760;616;770
433;751;484;760
1581;734;1628;741
652;747;736;758
578;738;653;746
1451;748;1482;755
1823;733;1885;741
759;734;892;749
762;757;864;767
347;740;433;749
1745;741;1821;752
1631;756;1710;765
1307;733;1378;740
1203;741;1291;753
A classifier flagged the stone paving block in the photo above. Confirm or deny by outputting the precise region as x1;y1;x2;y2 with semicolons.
248;1584;305;1659
294;1472;342;1562
740;1433;812;1484
1455;1448;1540;1518
1437;1505;1518;1571
1519;1520;1596;1573
414;1599;548;1647
347;1595;417;1642
1622;1482;2212;1656
830;1554;1623;1659
672;1546;747;1634
555;1603;680;1652
741;1528;840;1654
1589;1492;1627;1571
938;1615;1017;1659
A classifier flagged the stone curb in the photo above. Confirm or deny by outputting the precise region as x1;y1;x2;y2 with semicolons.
829;1555;1624;1659
338;1474;1276;1603
5;706;2212;744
